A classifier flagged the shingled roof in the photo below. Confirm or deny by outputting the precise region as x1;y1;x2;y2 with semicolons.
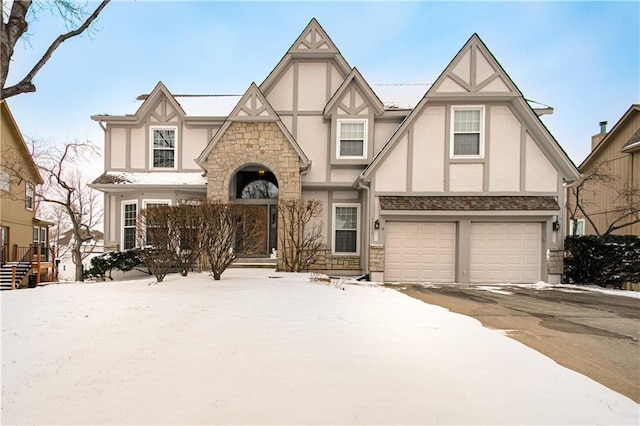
379;196;559;211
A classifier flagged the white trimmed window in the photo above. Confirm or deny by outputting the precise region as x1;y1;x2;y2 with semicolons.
451;106;484;157
25;182;33;210
142;200;171;245
333;204;360;254
150;126;177;169
337;119;367;159
122;201;138;250
1;171;10;191
569;219;585;236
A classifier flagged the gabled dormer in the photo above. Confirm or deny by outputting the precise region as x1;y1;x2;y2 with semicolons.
196;83;310;172
259;19;351;115
323;68;385;165
428;34;521;98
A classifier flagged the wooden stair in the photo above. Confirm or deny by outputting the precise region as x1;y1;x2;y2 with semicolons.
0;262;32;290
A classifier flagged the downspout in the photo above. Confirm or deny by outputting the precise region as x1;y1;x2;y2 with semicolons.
357;177;371;277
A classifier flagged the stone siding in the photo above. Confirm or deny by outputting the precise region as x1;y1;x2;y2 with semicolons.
369;244;384;272
279;246;361;272
547;248;564;276
206;122;301;201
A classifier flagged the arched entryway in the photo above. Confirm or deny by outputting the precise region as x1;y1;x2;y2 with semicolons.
231;165;278;256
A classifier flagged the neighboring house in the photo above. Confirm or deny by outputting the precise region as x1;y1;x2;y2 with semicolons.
89;19;579;284
0;100;54;287
568;105;640;236
54;229;104;281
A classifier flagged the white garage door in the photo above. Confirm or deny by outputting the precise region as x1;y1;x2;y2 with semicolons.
385;222;456;283
470;223;541;283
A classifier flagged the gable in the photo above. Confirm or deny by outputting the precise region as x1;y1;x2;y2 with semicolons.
323;68;384;117
0;101;43;184
228;83;279;121
582;105;640;169
359;34;579;186
429;34;520;97
260;19;351;96
196;83;309;170
134;82;186;124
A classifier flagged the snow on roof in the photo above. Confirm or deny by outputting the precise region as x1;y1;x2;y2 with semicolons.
93;171;206;186
372;84;427;109
173;95;241;116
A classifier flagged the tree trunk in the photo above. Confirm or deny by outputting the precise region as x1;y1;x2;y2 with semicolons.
72;245;84;282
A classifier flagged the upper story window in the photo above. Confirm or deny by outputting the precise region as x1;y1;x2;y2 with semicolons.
333;203;360;254
150;126;177;169
337;119;367;159
1;171;10;191
451;106;484;158
25;182;33;210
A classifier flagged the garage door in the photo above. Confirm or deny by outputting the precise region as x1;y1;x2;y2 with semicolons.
385;222;456;283
470;223;541;283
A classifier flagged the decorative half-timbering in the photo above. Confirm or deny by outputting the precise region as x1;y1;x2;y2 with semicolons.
91;19;579;282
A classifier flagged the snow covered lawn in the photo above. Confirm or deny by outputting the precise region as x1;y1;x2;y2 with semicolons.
2;270;638;425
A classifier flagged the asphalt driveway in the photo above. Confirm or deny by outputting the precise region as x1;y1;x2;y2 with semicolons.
387;282;640;403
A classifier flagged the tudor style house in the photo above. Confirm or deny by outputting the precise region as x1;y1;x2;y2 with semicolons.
90;19;579;284
568;105;640;236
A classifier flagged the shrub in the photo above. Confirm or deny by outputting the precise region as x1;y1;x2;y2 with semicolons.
564;235;640;287
84;249;143;281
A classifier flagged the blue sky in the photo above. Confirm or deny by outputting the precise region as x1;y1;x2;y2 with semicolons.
5;0;639;169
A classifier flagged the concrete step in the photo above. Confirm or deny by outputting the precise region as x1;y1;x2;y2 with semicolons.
230;257;277;269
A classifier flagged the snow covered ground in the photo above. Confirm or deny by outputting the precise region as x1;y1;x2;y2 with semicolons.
1;269;638;425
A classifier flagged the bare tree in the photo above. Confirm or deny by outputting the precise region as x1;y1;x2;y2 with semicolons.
136;205;177;283
200;201;264;280
36;141;102;281
567;161;640;235
172;204;204;276
1;0;110;99
278;199;323;272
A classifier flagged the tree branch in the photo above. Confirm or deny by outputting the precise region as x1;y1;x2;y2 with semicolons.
1;0;110;99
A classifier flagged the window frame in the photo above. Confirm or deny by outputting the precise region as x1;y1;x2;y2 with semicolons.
336;119;368;160
121;201;138;250
142;199;172;246
450;105;485;159
569;219;586;236
25;182;33;210
149;126;178;170
332;203;360;255
1;170;10;192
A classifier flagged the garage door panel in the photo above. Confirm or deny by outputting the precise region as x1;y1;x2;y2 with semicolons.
385;222;456;283
470;222;541;283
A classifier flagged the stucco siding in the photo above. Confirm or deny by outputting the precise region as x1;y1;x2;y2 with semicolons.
130;126;145;169
488;105;521;191
267;67;294;111
375;134;408;192
330;64;343;97
302;190;329;244
449;163;484;192
297;116;327;182
180;127;208;170
525;133;558;192
330;168;362;183
297;62;328;111
412;106;446;192
373;122;400;153
110;127;126;169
